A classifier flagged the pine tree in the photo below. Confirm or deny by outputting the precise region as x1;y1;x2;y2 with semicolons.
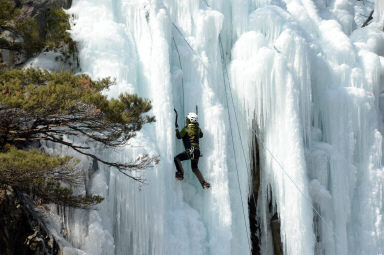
0;67;156;207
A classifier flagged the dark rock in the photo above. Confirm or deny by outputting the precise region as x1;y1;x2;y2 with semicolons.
14;0;72;10
251;125;284;255
0;30;24;44
0;0;73;68
0;187;35;255
0;187;60;255
249;133;261;255
270;213;284;255
0;27;25;66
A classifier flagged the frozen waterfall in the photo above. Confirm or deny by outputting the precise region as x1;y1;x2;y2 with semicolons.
46;0;384;254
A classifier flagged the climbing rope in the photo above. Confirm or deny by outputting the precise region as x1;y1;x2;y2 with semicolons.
218;36;253;253
252;130;342;248
172;23;196;54
201;0;258;208
216;17;342;252
172;21;253;254
172;36;185;114
218;36;259;206
178;0;342;252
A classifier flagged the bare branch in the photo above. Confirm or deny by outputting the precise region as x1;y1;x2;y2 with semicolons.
44;135;158;183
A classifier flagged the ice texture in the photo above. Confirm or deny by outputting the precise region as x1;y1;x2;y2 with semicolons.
40;0;384;254
375;0;384;25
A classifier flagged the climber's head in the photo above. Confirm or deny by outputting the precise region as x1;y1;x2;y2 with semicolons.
186;112;198;124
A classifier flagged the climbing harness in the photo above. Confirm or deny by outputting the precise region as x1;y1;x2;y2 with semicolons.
186;146;196;159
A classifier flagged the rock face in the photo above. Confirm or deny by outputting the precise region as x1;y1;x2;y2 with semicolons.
14;0;72;10
0;0;72;67
0;28;26;66
0;188;32;255
250;131;284;254
0;187;59;255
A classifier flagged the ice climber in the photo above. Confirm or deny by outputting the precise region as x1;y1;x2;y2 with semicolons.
174;112;211;189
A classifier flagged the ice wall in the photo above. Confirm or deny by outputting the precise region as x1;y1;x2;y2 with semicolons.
54;0;384;254
375;0;384;25
229;0;384;254
66;0;243;254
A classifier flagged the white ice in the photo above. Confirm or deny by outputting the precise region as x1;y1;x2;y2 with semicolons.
30;0;384;254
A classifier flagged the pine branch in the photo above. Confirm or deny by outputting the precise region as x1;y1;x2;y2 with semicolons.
0;68;157;208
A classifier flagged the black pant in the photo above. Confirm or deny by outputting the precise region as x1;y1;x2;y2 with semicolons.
174;149;205;183
175;149;200;169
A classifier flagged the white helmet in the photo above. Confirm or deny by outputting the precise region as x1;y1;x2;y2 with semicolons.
187;112;198;123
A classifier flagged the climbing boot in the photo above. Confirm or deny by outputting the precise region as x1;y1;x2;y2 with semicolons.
201;181;211;189
175;171;184;181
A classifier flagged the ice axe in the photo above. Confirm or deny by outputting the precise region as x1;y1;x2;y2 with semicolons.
174;108;178;129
